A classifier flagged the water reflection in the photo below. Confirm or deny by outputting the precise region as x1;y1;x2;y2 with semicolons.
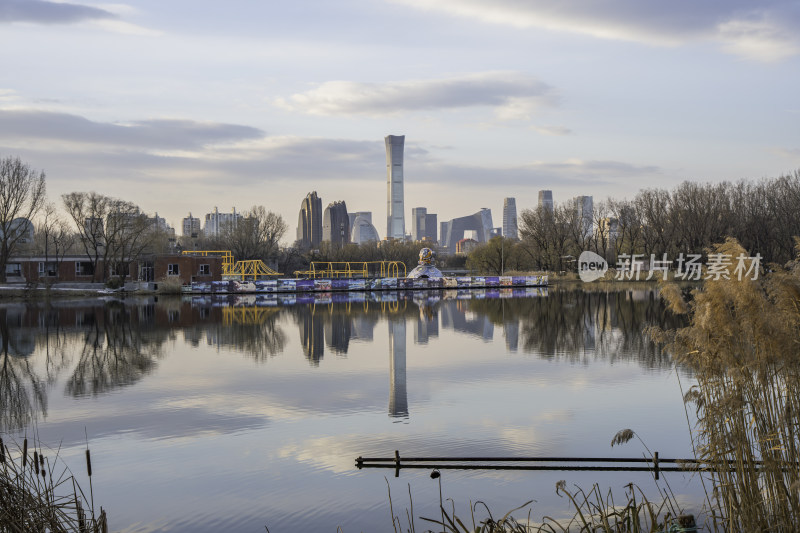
0;287;683;433
388;315;408;419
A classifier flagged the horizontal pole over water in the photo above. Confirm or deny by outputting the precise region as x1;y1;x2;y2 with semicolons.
356;451;786;479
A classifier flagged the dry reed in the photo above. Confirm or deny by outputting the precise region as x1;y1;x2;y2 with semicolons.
650;237;800;532
0;436;107;532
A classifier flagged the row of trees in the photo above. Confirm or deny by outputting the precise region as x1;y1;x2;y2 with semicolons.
516;172;800;272
0;156;290;283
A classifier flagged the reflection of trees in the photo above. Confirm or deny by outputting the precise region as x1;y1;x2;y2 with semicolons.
66;303;168;396
462;288;686;368
194;313;287;362
0;307;46;431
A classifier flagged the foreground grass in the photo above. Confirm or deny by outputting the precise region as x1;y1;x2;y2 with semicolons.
0;436;107;532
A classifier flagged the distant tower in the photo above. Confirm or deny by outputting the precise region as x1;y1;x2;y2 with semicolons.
385;135;405;240
503;198;518;240
297;191;323;249
576;195;594;239
322;201;350;246
538;190;554;212
411;207;427;241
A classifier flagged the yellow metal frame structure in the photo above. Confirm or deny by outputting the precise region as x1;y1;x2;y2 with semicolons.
293;261;406;279
227;259;282;280
182;250;282;279
222;306;280;325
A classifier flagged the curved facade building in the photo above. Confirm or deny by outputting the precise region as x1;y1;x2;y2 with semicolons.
351;212;380;244
385;135;405;240
297;191;323;249
322;200;350;246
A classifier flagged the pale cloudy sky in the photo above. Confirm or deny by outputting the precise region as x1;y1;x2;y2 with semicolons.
1;0;798;242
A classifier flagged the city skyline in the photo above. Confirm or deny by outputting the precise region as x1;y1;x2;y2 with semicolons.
0;1;798;243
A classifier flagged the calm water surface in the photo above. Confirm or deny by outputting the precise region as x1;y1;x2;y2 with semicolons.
1;287;701;532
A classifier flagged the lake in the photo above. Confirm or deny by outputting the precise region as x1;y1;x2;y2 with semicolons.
0;286;702;532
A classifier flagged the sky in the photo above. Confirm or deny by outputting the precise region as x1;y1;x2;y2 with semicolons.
1;0;799;243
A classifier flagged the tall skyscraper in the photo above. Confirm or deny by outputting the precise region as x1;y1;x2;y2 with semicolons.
576;195;594;238
538;190;554;212
322;200;350;246
297;191;323;249
411;207;426;241
385;135;405;240
503;198;518;240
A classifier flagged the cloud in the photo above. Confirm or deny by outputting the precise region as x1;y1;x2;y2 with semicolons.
0;109;264;150
0;109;659;191
415;158;661;188
392;0;800;61
0;0;115;24
276;72;558;119
534;125;572;136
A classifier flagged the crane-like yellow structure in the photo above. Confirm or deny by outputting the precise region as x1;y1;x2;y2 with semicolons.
181;250;282;280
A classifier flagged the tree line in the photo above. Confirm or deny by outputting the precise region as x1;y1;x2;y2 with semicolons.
0;155;289;283
469;171;800;274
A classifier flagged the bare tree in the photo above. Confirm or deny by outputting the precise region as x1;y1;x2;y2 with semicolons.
211;205;287;263
104;199;156;284
35;203;76;280
62;192;110;282
0;156;47;282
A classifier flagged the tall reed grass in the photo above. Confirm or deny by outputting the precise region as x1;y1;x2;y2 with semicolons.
650;237;800;532
0;436;107;532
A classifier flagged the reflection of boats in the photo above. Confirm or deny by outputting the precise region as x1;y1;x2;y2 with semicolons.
188;275;548;294
194;287;548;311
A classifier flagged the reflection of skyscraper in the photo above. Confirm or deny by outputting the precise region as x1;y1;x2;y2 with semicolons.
439;300;494;340
385;135;405;240
388;316;408;418
503;198;518;240
325;312;351;354
504;319;519;352
299;308;325;365
414;306;439;344
351;314;378;341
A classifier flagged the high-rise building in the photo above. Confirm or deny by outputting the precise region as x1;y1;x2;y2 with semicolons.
297;191;323;249
538;190;554;212
412;207;438;243
203;207;241;237
575;195;594;238
322;201;350;246
411;207;426;241
385;135;405;240
502;198;518;240
424;213;437;243
439;208;493;253
182;213;201;238
350;211;380;244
